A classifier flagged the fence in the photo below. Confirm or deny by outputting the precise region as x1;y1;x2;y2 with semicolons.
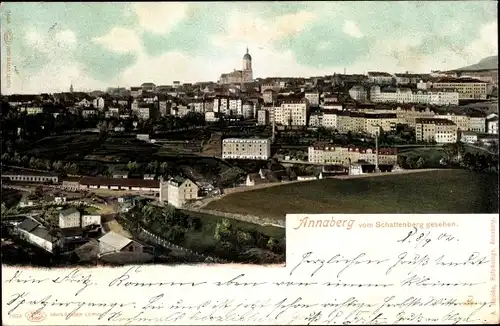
139;228;226;264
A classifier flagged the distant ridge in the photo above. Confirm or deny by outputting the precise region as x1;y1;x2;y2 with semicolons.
453;55;498;71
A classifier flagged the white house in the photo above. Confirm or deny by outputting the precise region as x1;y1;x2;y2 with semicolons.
460;131;478;144
93;97;105;109
167;176;199;208
487;115;498;135
82;215;101;228
59;207;81;229
98;231;143;256
17;218;57;254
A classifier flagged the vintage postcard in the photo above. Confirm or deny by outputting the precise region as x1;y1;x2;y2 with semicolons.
1;1;499;325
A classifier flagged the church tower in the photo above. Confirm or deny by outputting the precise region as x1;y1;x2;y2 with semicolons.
242;47;253;83
70;83;74;93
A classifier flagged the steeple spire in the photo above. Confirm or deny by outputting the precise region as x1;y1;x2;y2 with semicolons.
246;47;249;54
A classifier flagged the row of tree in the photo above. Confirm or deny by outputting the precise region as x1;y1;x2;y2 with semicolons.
1;152;79;175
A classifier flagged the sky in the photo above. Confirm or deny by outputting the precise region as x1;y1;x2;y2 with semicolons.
0;1;498;94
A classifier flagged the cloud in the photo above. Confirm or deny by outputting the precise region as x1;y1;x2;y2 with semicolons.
132;3;189;34
213;10;316;48
342;20;363;38
6;57;106;94
24;28;77;55
112;46;328;88
468;21;497;59
93;27;143;54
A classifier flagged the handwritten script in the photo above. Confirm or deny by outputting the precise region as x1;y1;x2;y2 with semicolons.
2;214;498;325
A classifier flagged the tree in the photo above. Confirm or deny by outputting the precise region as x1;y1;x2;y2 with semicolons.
214;218;233;241
415;157;425;169
267;237;279;252
397;155;407;169
52;160;64;171
44;159;52;170
1;152;10;162
405;156;417;169
236;230;255;246
127;161;137;171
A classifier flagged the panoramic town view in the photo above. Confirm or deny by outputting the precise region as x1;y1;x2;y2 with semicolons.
1;2;498;267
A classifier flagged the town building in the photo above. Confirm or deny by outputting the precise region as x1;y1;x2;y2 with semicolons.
1;171;59;183
222;138;272;160
305;91;320;106
213;96;229;114
82;108;98;118
17;218;58;254
141;82;156;92
487;115;498;134
429;78;488;100
205;111;221;122
59;207;81;229
137;106;156;120
58;207;101;229
242;102;254;118
257;109;270;125
74;177;162;192
219;48;253;85
394;73;424;85
166;176;199;209
367;71;394;85
468;113;487;133
308;143;398;166
370;86;459;105
460;131;478;144
229;98;243;116
130;87;142;98
275;100;309;126
93;97;105;109
98;231;146;257
349;86;368;102
415;118;458;143
434;112;470;131
262;89;277;104
395;106;436;127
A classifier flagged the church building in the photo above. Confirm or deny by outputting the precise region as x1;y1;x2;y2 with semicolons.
219;48;253;85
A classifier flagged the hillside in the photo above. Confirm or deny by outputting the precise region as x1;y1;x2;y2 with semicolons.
454;55;498;71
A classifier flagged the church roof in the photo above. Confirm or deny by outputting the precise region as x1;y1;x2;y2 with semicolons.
243;48;252;61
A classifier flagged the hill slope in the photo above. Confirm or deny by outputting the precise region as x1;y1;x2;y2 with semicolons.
455;55;498;71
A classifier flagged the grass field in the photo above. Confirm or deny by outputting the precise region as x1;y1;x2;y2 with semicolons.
180;210;286;253
205;170;499;220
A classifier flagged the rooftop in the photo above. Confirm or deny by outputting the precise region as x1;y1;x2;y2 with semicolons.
79;176;160;188
98;231;132;251
60;207;80;217
416;118;457;125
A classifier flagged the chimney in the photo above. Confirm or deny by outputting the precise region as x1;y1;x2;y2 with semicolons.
375;129;380;172
271;101;276;142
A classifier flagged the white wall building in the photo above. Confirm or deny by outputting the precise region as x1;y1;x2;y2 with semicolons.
349;86;368;102
487;116;498;134
305;91;320;106
460;131;478;144
59;207;81;229
275;100;309;126
228;98;243;116
93;97;105;109
167;177;199;209
222;138;272;160
370;86;459;105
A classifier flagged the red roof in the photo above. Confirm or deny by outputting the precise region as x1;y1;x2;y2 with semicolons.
79;177;159;188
